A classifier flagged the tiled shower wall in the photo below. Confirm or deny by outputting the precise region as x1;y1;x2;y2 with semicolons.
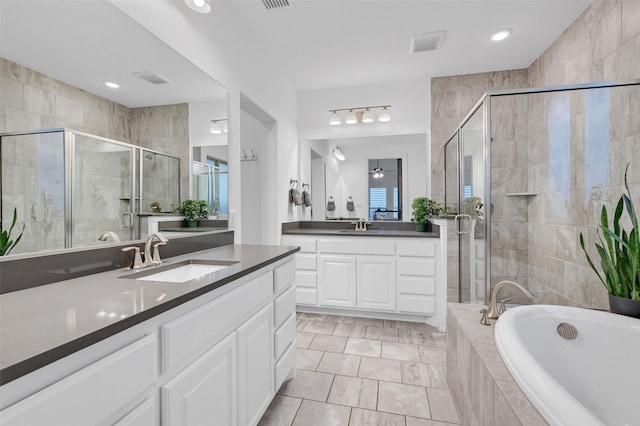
431;0;640;308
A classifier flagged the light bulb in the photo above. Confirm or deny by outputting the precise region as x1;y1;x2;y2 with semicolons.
104;81;119;89
193;0;205;6
345;110;357;124
185;0;211;13
378;107;391;122
210;121;222;134
329;112;341;126
490;28;512;42
362;109;374;123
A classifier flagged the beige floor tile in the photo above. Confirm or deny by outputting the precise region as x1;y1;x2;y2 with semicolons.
327;375;378;410
344;338;382;357
296;332;315;349
430;333;447;348
298;312;328;321
411;330;435;345
401;362;448;389
377;381;431;418
258;395;302;426
349;408;405;425
279;370;335;401
317;352;361;376
366;326;399;342
410;323;439;333
358;357;402;383
296;319;309;331
297;348;324;370
418;345;447;365
383;319;415;330
325;315;356;324
333;323;367;338
303;320;337;335
398;329;413;344
354;317;385;326
381;342;421;362
405;417;458;426
292;400;351;426
426;387;461;424
309;334;348;352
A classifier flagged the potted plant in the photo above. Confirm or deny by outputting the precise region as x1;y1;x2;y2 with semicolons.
1;208;25;256
174;199;209;228
411;197;442;232
463;196;484;219
580;165;640;318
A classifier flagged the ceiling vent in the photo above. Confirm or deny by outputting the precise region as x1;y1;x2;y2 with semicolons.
410;31;446;54
134;71;171;85
261;0;291;10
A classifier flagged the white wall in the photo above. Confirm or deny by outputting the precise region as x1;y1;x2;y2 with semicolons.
112;0;298;243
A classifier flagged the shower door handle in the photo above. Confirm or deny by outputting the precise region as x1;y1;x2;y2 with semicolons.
455;214;472;234
122;212;134;228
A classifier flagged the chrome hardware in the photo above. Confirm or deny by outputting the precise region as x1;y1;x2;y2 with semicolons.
152;241;167;265
479;308;490;326
122;246;143;270
350;218;371;231
557;323;578;340
497;298;512;315
98;231;121;243
122;212;134;228
455;214;472;234
487;280;534;319
144;233;168;267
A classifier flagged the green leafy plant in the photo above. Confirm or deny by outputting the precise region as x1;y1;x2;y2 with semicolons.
411;197;442;224
463;196;484;219
1;208;25;256
580;164;639;300
173;199;209;221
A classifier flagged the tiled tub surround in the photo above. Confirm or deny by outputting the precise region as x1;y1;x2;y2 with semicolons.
446;304;547;426
0;238;298;387
260;311;461;426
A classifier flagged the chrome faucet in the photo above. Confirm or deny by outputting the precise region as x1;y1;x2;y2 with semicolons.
351;218;371;231
143;233;168;267
98;231;121;242
486;280;534;320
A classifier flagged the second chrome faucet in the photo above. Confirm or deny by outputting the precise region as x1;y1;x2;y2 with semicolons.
122;232;169;270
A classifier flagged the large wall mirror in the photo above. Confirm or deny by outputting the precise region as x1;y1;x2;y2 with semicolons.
0;1;228;255
301;134;427;221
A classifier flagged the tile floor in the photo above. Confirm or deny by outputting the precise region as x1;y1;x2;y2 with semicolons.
259;312;461;426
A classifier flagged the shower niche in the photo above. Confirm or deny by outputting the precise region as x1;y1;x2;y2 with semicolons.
0;128;180;254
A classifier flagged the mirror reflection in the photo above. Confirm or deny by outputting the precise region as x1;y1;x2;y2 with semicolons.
0;1;228;255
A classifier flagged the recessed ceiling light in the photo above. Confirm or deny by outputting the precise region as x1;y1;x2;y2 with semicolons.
490;28;513;42
185;0;211;13
103;81;119;89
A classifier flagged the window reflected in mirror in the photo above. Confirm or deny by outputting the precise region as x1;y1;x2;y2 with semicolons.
368;158;402;221
192;152;228;216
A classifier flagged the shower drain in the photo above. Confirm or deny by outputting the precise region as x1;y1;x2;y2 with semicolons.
557;323;579;340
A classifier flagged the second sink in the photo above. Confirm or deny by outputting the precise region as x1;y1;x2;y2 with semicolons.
122;259;239;283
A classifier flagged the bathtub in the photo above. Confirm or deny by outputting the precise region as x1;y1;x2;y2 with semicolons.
495;304;640;426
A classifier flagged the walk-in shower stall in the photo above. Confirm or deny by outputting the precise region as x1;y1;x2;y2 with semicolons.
0;129;180;254
445;81;640;309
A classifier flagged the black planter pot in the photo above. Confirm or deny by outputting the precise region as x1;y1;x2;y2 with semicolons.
608;294;640;319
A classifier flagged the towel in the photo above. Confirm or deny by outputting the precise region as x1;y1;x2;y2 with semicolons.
327;196;336;211
346;196;355;211
290;188;302;205
302;190;312;207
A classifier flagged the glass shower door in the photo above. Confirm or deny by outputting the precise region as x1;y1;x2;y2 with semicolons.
458;106;486;304
71;132;135;247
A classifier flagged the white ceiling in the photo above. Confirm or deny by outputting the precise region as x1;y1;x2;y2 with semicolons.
0;0;590;107
225;0;591;91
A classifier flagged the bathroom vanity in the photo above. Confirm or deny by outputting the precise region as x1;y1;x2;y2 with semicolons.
282;220;448;331
0;235;298;426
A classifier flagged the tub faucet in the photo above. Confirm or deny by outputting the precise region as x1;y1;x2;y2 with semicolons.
144;232;168;267
486;280;534;319
98;231;121;243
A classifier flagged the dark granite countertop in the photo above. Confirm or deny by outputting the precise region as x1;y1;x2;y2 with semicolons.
282;221;440;238
0;244;299;385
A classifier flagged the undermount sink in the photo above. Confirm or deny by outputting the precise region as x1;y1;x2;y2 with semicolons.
338;229;380;234
121;259;239;283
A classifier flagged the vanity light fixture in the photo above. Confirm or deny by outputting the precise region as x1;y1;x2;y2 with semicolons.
103;81;120;89
328;105;391;126
490;28;513;42
332;146;346;161
185;0;211;13
210;119;227;134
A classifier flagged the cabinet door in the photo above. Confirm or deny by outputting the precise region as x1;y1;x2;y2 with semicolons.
161;333;237;426
318;255;357;308
237;303;274;426
113;398;156;426
357;256;396;311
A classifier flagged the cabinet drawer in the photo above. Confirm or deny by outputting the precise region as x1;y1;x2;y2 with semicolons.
0;335;156;426
397;276;436;295
274;285;296;328
274;343;295;391
398;294;436;314
295;253;317;271
275;313;296;360
274;259;295;294
161;271;273;372
296;270;317;288
296;287;317;305
283;237;317;253
318;238;395;255
397;258;436;277
397;239;437;257
113;397;156;426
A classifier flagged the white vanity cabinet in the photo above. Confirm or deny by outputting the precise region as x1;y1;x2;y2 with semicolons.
283;232;446;330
